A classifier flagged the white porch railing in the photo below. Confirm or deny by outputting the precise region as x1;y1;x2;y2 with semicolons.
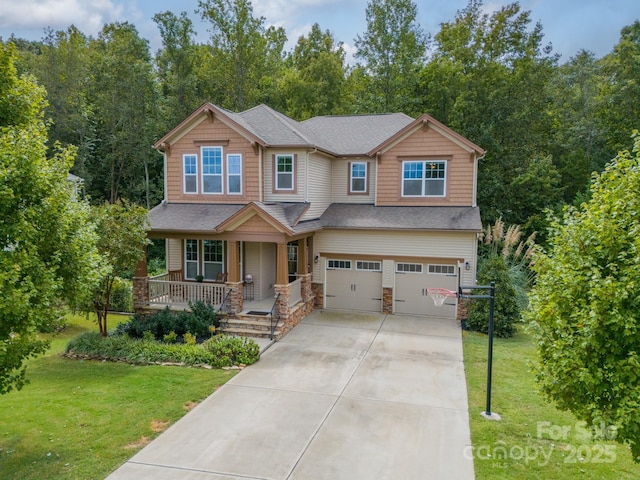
289;277;303;307
149;278;227;307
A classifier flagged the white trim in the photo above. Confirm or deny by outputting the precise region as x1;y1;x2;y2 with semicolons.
327;259;352;270
226;153;242;195
201;146;224;194
396;263;423;274
275;154;295;191
427;264;456;275
183;153;198;194
356;260;381;272
350;161;368;193
184;239;199;279
401;160;447;197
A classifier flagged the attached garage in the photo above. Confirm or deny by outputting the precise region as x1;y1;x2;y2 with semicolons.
394;262;458;317
325;259;382;312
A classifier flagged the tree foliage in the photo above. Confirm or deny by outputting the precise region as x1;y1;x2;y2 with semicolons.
526;133;640;461
90;201;149;337
0;43;100;394
354;0;427;113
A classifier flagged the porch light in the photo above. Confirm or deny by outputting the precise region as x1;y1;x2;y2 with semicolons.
244;273;253;283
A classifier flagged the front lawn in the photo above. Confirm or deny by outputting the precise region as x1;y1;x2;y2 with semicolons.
0;313;237;480
463;330;640;479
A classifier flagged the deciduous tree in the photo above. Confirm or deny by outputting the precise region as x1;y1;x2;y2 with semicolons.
526;133;640;461
0;43;100;393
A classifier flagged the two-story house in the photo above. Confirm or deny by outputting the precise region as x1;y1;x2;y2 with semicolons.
133;102;484;337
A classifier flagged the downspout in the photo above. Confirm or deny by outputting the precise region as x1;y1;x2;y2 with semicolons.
258;145;263;202
473;152;485;207
374;152;381;206
163;151;168;202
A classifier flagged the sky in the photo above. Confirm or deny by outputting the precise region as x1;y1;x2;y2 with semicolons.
0;0;639;64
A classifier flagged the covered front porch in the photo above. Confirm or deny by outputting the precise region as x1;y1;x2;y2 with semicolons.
133;202;320;336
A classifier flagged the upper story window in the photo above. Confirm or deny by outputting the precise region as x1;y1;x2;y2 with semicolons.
275;154;294;191
402;160;446;197
183;154;198;194
350;162;368;194
227;154;242;194
202;146;223;194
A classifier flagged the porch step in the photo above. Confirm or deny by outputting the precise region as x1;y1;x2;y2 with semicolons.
221;316;283;340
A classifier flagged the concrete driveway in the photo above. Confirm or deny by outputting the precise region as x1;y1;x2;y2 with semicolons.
106;310;474;480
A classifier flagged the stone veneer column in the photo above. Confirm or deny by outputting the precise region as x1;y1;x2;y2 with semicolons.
133;276;149;312
299;273;312;302
382;287;393;314
226;281;243;315
311;283;324;308
274;284;291;323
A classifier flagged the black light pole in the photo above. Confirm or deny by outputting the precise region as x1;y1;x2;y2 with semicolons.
459;274;500;420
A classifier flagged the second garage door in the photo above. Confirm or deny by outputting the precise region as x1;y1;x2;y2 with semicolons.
394;262;458;317
325;259;382;312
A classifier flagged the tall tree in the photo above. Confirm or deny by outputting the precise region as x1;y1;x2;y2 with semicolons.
354;0;428;113
599;21;640;155
526;133;640;462
418;0;558;227
26;26;96;181
0;43;100;393
197;0;286;111
87;22;161;206
153;11;202;128
277;23;348;119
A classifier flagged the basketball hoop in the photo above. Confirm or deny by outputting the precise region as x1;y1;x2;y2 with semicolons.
427;288;457;307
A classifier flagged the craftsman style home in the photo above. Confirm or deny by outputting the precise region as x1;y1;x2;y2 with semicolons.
133;102;484;337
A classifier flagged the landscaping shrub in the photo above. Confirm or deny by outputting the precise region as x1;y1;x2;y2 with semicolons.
202;336;260;367
114;302;218;341
66;332;215;365
465;255;520;338
110;277;133;313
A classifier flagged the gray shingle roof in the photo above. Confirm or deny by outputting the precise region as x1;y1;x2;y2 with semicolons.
148;202;481;234
319;204;482;231
301;113;415;155
234;105;314;147
148;203;245;234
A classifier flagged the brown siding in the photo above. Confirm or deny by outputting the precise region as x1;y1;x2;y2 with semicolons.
232;214;281;234
166;116;260;203
376;125;475;206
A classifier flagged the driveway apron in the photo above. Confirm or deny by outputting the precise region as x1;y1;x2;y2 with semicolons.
106;310;474;480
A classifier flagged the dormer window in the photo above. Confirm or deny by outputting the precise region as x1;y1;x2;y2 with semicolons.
402;160;446;197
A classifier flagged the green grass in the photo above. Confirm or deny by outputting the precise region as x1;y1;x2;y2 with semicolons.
463;330;640;479
0;313;237;480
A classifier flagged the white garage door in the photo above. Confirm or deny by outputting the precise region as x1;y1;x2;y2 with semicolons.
394;262;458;317
325;259;382;312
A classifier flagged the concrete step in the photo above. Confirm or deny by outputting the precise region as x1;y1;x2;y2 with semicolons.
222;326;281;340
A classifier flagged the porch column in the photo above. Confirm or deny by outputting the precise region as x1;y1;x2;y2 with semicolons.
297;237;308;275
227;240;240;282
276;243;288;285
133;246;149;311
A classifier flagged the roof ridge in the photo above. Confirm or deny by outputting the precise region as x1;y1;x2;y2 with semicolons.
256;105;315;146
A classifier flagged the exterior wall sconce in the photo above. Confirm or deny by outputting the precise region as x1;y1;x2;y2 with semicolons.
314;255;319;264
465;261;471;270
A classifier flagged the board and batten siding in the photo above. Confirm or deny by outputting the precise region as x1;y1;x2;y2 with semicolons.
331;158;376;204
313;229;477;287
165;115;260;203
302;152;332;221
167;238;183;272
376;125;476;207
264;148;307;203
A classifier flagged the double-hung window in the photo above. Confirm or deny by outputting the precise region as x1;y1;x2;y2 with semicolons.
402;160;447;197
227;154;242;194
202;146;223;194
275;154;294;191
203;240;224;280
350;162;367;193
183;154;198;193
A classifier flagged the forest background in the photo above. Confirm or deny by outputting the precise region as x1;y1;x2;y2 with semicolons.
4;0;639;241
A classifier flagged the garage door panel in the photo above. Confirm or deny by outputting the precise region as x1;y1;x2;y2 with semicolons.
326;261;382;312
395;264;457;317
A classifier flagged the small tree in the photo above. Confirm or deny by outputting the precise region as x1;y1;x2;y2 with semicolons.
92;200;149;336
526;132;640;461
